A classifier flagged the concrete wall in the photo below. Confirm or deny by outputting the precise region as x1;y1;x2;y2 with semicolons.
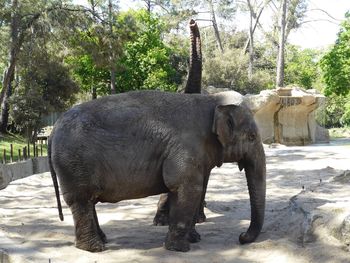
0;157;49;190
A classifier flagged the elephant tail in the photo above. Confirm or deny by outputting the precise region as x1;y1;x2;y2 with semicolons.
48;138;64;221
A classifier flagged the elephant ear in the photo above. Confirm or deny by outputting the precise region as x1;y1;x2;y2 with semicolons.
212;105;237;146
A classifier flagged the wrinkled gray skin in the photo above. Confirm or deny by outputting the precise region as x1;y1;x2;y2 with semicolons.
154;18;206;226
49;90;266;253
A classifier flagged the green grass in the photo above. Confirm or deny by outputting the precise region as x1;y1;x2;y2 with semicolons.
0;133;47;163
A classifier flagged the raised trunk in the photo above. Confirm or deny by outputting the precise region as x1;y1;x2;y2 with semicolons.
239;143;266;244
184;19;202;94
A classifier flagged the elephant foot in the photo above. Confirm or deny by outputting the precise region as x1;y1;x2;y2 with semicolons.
164;231;190;252
153;211;169;226
75;236;105;252
98;230;108;244
239;231;258;244
188;228;201;243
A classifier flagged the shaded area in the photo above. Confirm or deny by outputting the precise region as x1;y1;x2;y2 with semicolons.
0;140;350;262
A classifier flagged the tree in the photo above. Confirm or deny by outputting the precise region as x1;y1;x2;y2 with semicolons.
65;54;110;99
241;0;271;80
0;0;84;133
116;10;178;92
258;0;308;87
320;12;350;96
9;48;78;141
275;0;287;87
284;45;320;89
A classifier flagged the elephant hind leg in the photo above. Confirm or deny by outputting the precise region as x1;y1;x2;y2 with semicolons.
70;200;105;252
93;206;107;244
153;193;170;226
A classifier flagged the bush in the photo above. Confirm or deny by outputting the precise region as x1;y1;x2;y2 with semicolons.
319;94;350;128
202;49;273;94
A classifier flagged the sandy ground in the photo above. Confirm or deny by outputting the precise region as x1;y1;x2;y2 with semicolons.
1;140;350;263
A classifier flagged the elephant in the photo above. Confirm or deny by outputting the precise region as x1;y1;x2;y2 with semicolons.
153;19;205;226
49;90;266;252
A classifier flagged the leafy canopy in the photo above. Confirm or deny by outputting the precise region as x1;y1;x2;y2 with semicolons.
320;12;350;96
116;10;177;92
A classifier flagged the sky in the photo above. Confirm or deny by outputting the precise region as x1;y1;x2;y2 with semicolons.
288;0;350;49
73;0;350;49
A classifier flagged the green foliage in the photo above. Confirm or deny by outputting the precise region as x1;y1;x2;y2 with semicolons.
9;49;78;139
66;54;110;97
66;9;180;95
318;94;350;128
0;133;47;161
116;10;178;92
340;99;350;126
320;12;350;96
202;47;274;94
284;45;321;89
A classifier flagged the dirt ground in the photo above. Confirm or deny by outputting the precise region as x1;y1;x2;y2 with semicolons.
1;139;350;263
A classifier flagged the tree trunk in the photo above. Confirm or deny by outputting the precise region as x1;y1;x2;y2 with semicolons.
276;0;287;88
144;0;151;13
0;0;19;133
110;66;116;94
247;0;254;80
184;19;202;94
209;0;223;53
243;3;266;54
108;0;117;94
0;71;14;133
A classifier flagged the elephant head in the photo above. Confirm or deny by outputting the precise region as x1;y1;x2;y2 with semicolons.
212;104;266;244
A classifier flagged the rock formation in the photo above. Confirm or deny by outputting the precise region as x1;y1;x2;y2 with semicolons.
205;86;329;146
245;87;329;145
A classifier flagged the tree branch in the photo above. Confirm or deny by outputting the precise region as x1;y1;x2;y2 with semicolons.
298;18;340;26
306;8;342;22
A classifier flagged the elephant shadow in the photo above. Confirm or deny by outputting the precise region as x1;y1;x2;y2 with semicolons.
98;198;255;251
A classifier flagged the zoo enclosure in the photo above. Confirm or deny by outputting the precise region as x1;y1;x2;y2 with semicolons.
1;140;47;164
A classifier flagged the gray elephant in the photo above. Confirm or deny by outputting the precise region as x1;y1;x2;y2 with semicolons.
153;18;206;226
49;90;266;252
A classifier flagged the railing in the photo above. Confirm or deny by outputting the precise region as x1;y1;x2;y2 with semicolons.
1;141;47;164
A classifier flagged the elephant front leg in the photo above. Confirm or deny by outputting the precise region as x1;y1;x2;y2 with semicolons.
164;184;202;252
70;201;105;252
154;194;207;226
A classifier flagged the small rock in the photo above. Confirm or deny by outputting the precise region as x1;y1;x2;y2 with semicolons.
340;215;350;245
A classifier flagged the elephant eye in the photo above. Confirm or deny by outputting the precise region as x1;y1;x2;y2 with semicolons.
248;132;256;141
226;118;234;130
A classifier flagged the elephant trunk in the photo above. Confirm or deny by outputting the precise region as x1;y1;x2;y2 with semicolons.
239;143;266;244
184;19;202;94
